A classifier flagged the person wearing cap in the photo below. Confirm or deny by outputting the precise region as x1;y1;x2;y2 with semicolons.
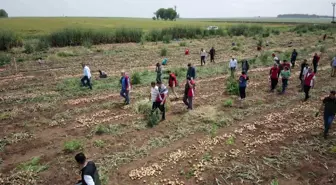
229;57;238;77
186;63;196;80
317;91;336;139
74;152;101;185
303;68;315;101
183;77;195;110
120;70;131;105
280;66;291;94
81;63;92;90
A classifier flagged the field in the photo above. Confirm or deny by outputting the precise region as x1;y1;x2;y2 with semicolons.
0;18;336;185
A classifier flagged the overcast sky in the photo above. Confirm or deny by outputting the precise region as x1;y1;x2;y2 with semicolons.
1;0;334;18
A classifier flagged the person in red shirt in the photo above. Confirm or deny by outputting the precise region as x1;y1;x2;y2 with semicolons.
303;68;316;101
312;53;321;73
167;70;179;99
269;64;280;92
183;77;195;110
281;60;291;71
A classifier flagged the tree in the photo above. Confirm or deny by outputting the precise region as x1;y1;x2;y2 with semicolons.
0;9;8;18
154;8;177;21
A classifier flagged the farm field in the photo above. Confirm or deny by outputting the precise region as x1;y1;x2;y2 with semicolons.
0;17;295;37
0;21;336;185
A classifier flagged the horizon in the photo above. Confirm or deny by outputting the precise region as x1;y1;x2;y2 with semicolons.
2;0;334;18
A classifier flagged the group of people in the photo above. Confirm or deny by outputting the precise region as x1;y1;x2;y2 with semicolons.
198;47;216;66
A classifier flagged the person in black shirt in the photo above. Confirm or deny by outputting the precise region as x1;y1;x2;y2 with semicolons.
186;63;196;80
98;70;107;78
209;47;215;63
75;153;101;185
291;49;298;68
317;91;336;139
299;60;308;86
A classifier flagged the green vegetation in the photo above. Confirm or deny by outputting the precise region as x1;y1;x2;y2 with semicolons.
18;157;48;173
131;72;142;85
160;47;168;56
95;124;123;135
134;100;152;114
154;8;178;21
179;42;187;47
146;109;161;127
226;77;239;95
63;140;83;153
93;140;106;148
226;136;235;145
223;99;233;107
0;9;8;18
0;30;23;51
0;52;11;66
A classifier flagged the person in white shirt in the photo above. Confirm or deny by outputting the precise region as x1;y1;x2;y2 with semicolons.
229;57;238;77
200;48;207;66
81;63;92;90
150;82;159;109
272;53;280;64
300;63;309;91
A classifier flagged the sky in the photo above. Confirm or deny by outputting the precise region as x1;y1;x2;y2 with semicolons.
1;0;334;18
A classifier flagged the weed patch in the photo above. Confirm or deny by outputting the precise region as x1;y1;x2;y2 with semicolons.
18;157;48;173
223;99;233;107
63;140;83;153
93;140;105;148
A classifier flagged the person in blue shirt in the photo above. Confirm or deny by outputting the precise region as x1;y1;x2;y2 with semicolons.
186;63;196;80
120;71;131;105
238;71;249;100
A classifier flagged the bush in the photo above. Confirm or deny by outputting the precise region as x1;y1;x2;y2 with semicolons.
160;47;168;56
63;140;83;153
134;100;152;114
95;125;109;135
146;109;160;127
223;99;233;107
163;34;172;44
257;39;263;47
226;77;239;95
0;30;23;51
131;72;141;85
24;43;34;54
35;38;50;52
179;42;187;47
0;52;11;66
271;29;280;35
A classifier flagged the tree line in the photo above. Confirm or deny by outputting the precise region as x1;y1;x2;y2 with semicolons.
153;8;179;21
277;14;332;19
0;9;8;18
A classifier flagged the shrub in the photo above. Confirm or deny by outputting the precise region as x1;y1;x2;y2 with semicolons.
146;109;160;127
63;140;83;153
226;77;239;95
18;157;48;173
0;52;11;66
163;34;172;43
262;32;270;38
160;47;168;56
223;99;233;107
131;72;141;85
272;29;280;35
95;125;109;135
35;38;50;52
179;42;187;47
93;140;105;148
257;39;263;47
24;43;34;54
0;30;23;51
134;99;152;114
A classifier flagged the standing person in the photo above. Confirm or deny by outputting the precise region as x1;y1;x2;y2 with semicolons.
238;71;249;100
209;47;216;63
303;68;316;101
168;70;179;99
200;48;207;66
269;64;280;92
74;153;101;185
299;60;308;85
81;63;92;90
272;53;280;65
323;34;327;41
153;81;168;121
150;82;159;109
241;59;250;74
183;77;195;110
280;66;291;94
229;57;238;77
331;56;336;77
186;63;196;80
317;91;336;139
291;49;298;68
300;63;309;92
312;53;321;73
120;71;131;105
155;63;162;83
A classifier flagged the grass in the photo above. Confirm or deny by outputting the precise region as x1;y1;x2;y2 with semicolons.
93;140;106;148
95;124;123;135
63;140;83;153
18;157;48;173
223;99;233;107
226;136;235;145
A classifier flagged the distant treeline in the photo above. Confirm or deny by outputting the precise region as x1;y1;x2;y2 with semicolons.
277;14;332;19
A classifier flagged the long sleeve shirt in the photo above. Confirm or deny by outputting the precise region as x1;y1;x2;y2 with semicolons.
83;66;91;79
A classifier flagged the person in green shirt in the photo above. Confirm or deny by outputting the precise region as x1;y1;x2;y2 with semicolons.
280;66;291;94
